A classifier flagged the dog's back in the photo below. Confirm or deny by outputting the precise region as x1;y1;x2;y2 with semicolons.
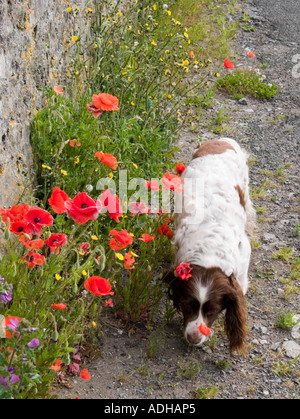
175;138;255;294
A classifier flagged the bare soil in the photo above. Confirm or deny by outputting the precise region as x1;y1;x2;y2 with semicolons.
57;0;300;399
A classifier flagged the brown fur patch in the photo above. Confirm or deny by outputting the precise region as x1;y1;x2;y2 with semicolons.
235;185;246;211
193;140;236;159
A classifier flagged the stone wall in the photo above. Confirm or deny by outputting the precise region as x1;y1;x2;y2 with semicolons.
0;0;94;209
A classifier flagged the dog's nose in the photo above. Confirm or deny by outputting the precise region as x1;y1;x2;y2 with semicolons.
187;330;203;345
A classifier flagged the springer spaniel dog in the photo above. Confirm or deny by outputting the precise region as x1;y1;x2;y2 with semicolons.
169;138;256;354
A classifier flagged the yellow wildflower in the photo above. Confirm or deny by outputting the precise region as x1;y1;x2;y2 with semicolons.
91;235;99;241
82;270;88;276
116;253;124;261
61;170;67;176
71;36;79;42
151;40;157;46
55;274;62;281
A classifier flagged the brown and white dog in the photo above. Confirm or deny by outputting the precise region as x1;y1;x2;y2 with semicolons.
169;138;256;354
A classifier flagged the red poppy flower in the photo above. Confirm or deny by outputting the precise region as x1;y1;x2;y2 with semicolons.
145;180;160;191
65;193;102;225
81;369;91;380
92;93;120;111
190;51;195;59
101;189;123;223
104;298;114;308
19;236;44;250
50;360;63;372
0;208;10;224
51;304;67;310
84;276;114;297
224;58;235;69
87;93;119;118
1;316;23;338
53;86;64;95
1;205;31;224
23;252;46;268
124;252;135;270
79;242;91;254
198;322;211;337
95;152;118;170
109;229;133;251
176;262;193;280
10;221;32;236
164;216;174;224
157;224;173;239
139;234;156;243
129;202;150;216
175;163;186;176
86;104;103;118
48;187;71;214
247;51;256;58
25;207;54;236
69;139;81;148
162;172;184;194
46;233;68;254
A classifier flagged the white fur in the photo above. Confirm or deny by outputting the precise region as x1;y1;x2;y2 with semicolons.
184;283;210;346
175;138;255;295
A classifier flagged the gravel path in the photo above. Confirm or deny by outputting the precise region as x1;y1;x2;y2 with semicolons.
57;0;300;399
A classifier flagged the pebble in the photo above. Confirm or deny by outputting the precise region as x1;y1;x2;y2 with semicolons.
238;98;248;105
291;316;300;340
263;233;277;243
271;342;281;351
260;326;268;334
282;341;300;358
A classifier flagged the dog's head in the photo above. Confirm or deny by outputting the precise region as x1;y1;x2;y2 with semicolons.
167;265;248;354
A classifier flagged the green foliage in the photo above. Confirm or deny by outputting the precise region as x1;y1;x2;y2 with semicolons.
216;71;279;99
195;385;219;399
275;311;299;329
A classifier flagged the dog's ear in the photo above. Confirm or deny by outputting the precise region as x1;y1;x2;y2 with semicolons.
163;269;181;312
224;275;248;355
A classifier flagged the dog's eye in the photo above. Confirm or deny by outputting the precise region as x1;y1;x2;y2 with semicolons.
181;299;200;314
202;302;219;318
